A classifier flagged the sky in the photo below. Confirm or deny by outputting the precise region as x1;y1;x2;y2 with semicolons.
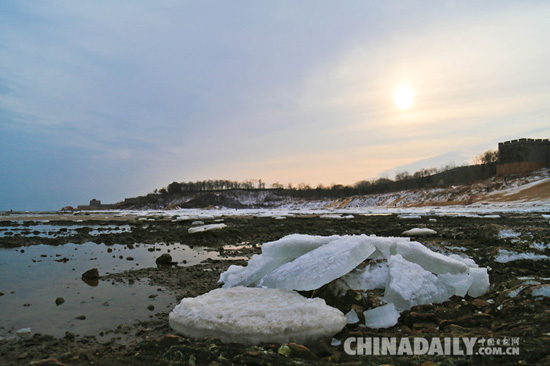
1;1;549;211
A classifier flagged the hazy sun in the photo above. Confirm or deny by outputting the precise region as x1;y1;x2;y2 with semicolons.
393;85;414;110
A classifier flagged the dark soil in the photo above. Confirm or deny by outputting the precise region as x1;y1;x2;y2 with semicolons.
1;212;550;365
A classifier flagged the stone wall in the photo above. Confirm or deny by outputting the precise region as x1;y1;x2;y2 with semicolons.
497;138;550;175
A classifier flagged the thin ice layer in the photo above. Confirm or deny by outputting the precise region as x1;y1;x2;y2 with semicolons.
169;287;346;345
383;254;455;310
260;235;376;291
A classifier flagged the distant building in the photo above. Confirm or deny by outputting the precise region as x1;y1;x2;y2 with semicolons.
77;199;112;210
497;138;550;175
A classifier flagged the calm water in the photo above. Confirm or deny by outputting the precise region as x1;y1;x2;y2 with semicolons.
0;242;222;338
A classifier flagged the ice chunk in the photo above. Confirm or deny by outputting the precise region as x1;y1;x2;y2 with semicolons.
383;255;455;310
332;261;389;295
467;267;490;297
363;303;400;329
220;255;291;288
401;228;437;236
345;309;360;324
438;272;474;297
394;240;468;274
532;285;550;297
261;234;340;258
169;287;346;345
188;223;227;234
260;235;376;291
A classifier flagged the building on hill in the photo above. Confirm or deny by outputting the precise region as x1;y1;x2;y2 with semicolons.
497;138;550;176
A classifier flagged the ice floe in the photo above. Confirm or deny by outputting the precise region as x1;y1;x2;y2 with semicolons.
169;287;346;345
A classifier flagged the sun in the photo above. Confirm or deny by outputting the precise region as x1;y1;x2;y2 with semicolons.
393;85;414;110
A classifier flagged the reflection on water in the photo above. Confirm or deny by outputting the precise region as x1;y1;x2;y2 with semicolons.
0;242;222;338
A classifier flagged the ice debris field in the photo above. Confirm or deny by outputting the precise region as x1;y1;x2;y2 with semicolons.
169;234;489;344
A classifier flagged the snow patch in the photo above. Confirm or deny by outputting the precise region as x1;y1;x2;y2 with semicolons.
494;249;550;263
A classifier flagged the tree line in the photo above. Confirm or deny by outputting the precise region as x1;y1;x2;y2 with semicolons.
148;149;498;200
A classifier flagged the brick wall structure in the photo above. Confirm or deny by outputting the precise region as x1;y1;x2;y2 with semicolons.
497;138;550;175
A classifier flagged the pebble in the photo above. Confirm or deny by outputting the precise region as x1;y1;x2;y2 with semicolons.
55;297;65;306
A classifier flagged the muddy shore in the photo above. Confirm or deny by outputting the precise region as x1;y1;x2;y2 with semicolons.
1;212;550;365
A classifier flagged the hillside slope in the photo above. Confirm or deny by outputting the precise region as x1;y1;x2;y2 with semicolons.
124;169;550;210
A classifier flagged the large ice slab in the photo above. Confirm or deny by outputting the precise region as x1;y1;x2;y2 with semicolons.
260;235;376;291
394;240;468;274
261;234;340;258
383;255;455;310
169;287;346;345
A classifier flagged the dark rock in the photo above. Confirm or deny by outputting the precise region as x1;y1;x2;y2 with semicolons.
55;297;65;306
76;315;86;320
126;256;134;261
147;305;155;311
155;253;174;265
81;268;99;280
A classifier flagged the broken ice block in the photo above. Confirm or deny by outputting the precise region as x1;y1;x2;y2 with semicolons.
363;303;400;329
466;267;490;297
383;255;455;310
260;235;376;291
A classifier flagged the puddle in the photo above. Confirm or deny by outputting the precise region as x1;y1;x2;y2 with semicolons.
0;242;225;338
0;223;131;238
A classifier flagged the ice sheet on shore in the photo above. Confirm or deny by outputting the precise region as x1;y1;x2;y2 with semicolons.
169;287;346;345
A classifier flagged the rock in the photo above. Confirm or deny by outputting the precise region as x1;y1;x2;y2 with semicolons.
155;253;174;265
126;256;134;261
81;268;99;280
16;328;32;339
147;305;155;311
75;315;86;320
55;297;65;306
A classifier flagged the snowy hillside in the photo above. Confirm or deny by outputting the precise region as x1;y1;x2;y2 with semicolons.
282;169;550;210
126;169;550;210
